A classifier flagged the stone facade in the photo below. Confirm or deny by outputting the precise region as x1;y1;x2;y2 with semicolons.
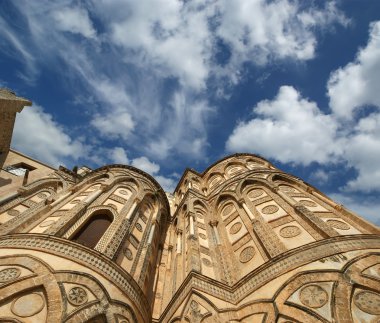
0;93;380;322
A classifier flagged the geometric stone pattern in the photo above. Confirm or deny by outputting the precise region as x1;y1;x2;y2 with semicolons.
0;149;379;323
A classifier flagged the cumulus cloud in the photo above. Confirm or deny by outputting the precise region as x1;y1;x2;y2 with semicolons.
109;147;129;164
131;157;160;175
12;105;86;166
328;21;380;119
52;7;96;39
226;86;339;164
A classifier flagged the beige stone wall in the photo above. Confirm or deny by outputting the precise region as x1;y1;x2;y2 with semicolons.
0;152;379;322
0;149;57;196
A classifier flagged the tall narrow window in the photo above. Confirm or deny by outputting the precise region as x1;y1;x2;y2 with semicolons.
72;213;112;248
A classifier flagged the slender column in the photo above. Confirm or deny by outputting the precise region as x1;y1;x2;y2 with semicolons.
242;203;255;221
148;223;156;244
209;220;220;245
189;214;195;236
176;229;182;253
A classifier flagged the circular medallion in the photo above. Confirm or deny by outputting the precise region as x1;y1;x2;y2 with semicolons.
248;189;264;199
280;226;302;238
229;222;242;235
37;192;48;199
11;293;44;317
119;189;129;196
280;186;296;192
39;220;55;227
67;286;88;306
199;233;207;239
124;248;133;260
7;209;20;216
326;219;350;230
107;203;117;210
300;199;318;207
222;204;234;217
299;285;328;308
239;246;255;263
136;223;143;232
0;267;21;283
202;258;211;266
354;291;380;315
261;205;279;214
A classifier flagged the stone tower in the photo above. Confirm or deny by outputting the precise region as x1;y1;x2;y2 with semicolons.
1;93;380;322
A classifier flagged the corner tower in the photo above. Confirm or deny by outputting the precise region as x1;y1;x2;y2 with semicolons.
153;153;380;323
0;164;170;322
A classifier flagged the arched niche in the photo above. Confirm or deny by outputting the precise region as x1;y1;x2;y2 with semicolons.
72;210;113;249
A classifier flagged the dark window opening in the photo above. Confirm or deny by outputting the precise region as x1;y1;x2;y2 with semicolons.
4;162;36;176
72;213;112;248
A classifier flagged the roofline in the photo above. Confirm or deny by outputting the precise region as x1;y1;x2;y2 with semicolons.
9;148;57;171
173;153;273;193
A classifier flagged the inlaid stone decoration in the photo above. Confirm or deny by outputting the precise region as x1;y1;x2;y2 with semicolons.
107;203;117;210
326;219;350;230
280;225;302;238
261;205;279;214
70;199;81;204
0;267;21;282
239;246;255;263
354;291;380;315
11;293;45;317
202;258;212;266
199;233;207;239
222;204;234;217
37;192;48;199
280;186;296;192
248;189;264;199
119;189;129;196
136;223;143;232
7;209;20;216
67;286;88;306
229;222;242;235
124;248;133;260
299;284;328;308
299;199;318;207
39;220;55;227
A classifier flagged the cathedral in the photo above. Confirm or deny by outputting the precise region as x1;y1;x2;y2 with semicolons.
1;88;380;323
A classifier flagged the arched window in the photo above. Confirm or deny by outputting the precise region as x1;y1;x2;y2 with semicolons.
72;212;112;248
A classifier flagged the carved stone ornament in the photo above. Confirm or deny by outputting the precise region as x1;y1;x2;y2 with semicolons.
299;284;328;308
199;233;207;240
280;186;296;192
299;199;318;207
197;212;204;219
261;205;279;215
67;286;88;306
136;223;143;232
7;209;20;216
229;222;242;235
326;219;350;230
354;291;380;315
107;203;117;210
280;225;302;238
0;267;21;282
222;204;234;217
70;199;81;204
39;220;55;227
239;246;255;263
124;248;133;260
202;258;212;266
119;189;129;196
11;293;45;317
248;189;264;199
37;192;48;199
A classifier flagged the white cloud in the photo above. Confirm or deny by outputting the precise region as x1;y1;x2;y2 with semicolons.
91;110;135;140
343;112;380;192
12;105;86;166
131;157;160;175
328;21;380;119
155;175;177;193
109;147;129;164
226;86;339;165
52;7;96;39
310;169;330;184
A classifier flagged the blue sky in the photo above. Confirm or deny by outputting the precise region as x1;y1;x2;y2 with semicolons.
1;1;379;225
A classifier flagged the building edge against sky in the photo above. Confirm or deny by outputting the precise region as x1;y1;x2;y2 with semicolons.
0;89;380;322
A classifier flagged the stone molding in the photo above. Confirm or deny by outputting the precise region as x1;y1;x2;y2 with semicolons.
0;234;151;319
158;234;380;321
